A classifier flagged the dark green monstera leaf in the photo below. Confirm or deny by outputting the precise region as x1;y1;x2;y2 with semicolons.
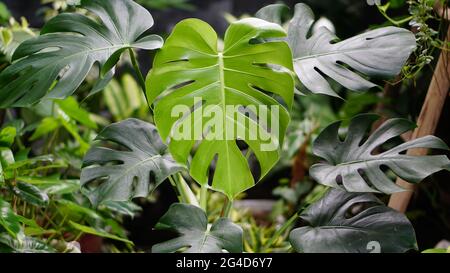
152;203;243;253
257;3;416;97
310;114;450;194
147;18;294;199
0;0;163;108
255;4;290;25
289;188;418;253
81;119;184;206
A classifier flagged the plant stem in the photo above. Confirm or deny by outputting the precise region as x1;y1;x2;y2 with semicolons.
199;184;208;212
168;174;199;207
221;198;233;218
262;212;298;252
128;48;148;101
168;175;182;202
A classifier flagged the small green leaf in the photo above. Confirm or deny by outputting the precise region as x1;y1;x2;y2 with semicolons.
6;154;60;170
56;97;97;129
57;199;102;222
152;203;243;253
311;114;450;193
69;221;133;245
0;198;21;238
0;126;16;147
18;176;80;195
0;147;14;165
289;189;418;253
29;117;60;141
100;201;142;218
11;181;49;207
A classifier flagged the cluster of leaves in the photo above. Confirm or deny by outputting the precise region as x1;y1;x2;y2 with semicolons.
39;0;82;21
0;0;160;253
0;97;146;252
404;0;448;78
376;0;449;79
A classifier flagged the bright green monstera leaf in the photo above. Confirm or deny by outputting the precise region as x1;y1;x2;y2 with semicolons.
289;188;418;253
0;0;163;108
146;18;294;199
152;203;243;253
81;119;184;206
257;3;416;97
310;114;450;194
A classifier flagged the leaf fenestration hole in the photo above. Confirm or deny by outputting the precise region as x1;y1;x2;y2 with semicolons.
131;176;139;195
83;176;108;192
335;174;343;186
207;154;219;187
357;168;375;189
344;201;379;219
165;58;189;64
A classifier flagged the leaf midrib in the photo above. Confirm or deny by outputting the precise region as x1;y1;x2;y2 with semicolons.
331;154;420;167
293;47;392;62
217;52;233;195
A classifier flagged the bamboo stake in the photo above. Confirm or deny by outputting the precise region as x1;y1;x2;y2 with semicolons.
388;25;450;212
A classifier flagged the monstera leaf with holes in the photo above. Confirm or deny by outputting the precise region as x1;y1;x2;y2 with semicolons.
256;3;416;97
146;18;294;199
0;0;163;108
152;203;243;253
81;119;184;206
289;189;418;253
310;114;450;194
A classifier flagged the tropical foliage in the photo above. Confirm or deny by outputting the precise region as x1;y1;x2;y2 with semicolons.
0;0;448;253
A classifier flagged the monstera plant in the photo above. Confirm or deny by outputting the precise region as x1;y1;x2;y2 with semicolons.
1;0;449;253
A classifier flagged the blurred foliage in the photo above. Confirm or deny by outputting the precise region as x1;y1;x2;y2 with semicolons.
39;0;83;21
0;17;35;64
104;74;150;122
0;1;10;24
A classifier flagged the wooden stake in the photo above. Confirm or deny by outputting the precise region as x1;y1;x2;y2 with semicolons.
388;26;450;212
